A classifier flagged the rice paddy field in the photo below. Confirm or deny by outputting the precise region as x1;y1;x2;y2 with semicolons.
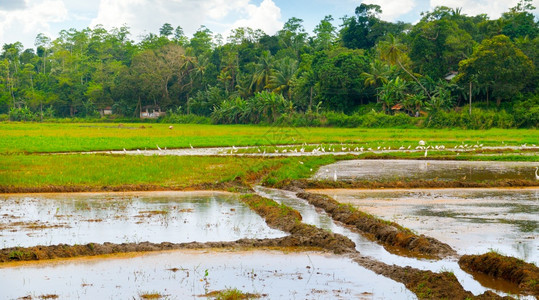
0;121;538;299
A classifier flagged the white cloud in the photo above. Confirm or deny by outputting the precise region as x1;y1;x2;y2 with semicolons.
362;0;417;21
90;0;282;41
0;0;68;46
429;0;539;19
225;0;283;36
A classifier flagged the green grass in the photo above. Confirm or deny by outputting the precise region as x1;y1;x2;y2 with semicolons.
0;154;287;188
1;122;536;153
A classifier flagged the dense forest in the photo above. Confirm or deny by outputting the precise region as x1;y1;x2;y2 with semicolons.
1;1;538;128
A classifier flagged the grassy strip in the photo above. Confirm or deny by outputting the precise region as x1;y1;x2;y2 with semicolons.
0;154;285;193
1;122;537;153
296;192;457;259
459;252;539;296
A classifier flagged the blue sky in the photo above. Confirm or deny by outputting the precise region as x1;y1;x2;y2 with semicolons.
0;0;536;49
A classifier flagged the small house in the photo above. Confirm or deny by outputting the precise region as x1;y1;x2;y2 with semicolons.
98;106;113;117
444;71;458;81
140;105;166;119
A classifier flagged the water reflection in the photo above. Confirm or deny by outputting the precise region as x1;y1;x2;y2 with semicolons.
0;250;416;299
0;192;286;248
314;160;539;181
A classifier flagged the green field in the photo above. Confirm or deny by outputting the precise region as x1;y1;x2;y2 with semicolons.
1;122;537;153
1;122;537;192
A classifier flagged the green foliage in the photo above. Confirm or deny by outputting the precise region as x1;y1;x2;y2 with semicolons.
0;6;536;127
8;106;39;121
426;108;515;129
512;94;539;128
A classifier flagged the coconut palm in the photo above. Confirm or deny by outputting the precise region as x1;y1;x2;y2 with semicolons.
377;34;431;100
266;57;298;100
361;59;391;102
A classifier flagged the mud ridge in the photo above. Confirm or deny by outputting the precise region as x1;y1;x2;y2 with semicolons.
459;253;539;297
272;179;539;190
240;194;356;254
295;191;457;259
349;254;512;300
0;180;253;194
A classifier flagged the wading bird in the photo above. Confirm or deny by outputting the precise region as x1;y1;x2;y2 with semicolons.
333;170;337;182
535;167;539;180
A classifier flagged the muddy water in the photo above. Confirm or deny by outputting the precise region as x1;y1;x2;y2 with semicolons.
0;249;416;299
255;186;534;298
0;192;286;248
314;159;539;181
314;188;538;265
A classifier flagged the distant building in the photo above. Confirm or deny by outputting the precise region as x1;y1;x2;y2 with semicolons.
98;106;113;117
444;71;458;81
140;105;166;119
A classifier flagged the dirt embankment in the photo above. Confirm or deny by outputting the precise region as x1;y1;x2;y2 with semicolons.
351;254;511;300
240;194;356;254
0;179;254;194
296;191;456;259
273;179;538;191
459;253;539;297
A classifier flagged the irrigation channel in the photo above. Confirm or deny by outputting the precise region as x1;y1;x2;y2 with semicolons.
0;159;538;299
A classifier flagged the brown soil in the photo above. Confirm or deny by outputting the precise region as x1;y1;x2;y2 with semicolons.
296;191;457;259
350;254;512;300
240;194;356;254
273;179;538;191
459;252;539;296
0;179;253;194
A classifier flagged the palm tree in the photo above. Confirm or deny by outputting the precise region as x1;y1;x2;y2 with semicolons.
251;51;273;92
377;34;431;100
266;57;298;100
361;60;391;102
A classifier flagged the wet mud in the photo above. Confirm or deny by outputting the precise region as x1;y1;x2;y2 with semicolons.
350;254;512;300
459;253;539;297
296;191;457;259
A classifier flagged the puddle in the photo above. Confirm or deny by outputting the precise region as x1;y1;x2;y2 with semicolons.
314;159;539;181
0;249;416;299
314;188;538;265
255;186;535;298
0;192;286;248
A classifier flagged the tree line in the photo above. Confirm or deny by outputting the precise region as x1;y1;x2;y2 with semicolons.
1;1;537;127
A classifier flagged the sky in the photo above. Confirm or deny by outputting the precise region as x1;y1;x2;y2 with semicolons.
0;0;537;49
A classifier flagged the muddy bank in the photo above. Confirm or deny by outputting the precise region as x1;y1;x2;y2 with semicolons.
459;253;539;296
350;254;512;300
0;179;254;194
296;191;457;259
273;178;538;190
240;194;356;254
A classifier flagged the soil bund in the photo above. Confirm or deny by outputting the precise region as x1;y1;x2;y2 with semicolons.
350;254;512;300
295;191;457;259
459;253;539;297
274;178;539;191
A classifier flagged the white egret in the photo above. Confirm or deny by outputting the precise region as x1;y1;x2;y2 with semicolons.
123;148;127;153
333;170;337;182
535;167;539;180
157;144;162;151
137;149;141;154
419;140;425;146
424;149;428;157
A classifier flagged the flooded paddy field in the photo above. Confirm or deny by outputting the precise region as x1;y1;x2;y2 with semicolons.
0;249;416;300
314;159;539;182
255;186;533;297
314;188;538;265
0;192;286;248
